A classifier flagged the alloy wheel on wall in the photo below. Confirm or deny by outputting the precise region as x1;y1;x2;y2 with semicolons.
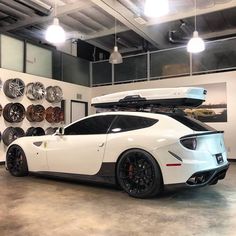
46;86;63;103
26;82;46;101
2;127;25;146
45;127;58;135
45;106;64;123
26;105;45;122
3;103;26;123
3;78;25;98
26;127;45;136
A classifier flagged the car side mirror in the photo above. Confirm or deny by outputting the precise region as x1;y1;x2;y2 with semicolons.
55;127;65;136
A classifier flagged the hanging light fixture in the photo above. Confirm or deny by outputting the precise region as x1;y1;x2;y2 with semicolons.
109;18;123;64
187;0;205;53
144;0;169;18
45;0;65;44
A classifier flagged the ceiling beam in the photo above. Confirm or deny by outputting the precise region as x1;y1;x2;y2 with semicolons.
86;39;111;52
85;25;128;40
202;28;236;39
91;0;165;49
1;1;93;32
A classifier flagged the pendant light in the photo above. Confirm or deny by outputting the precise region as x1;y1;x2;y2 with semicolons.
144;0;169;18
187;0;205;53
45;0;65;44
109;18;123;64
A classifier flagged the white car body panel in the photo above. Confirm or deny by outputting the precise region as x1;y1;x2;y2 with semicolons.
46;134;106;175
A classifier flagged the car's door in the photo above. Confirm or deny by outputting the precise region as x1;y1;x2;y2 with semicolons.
46;115;116;175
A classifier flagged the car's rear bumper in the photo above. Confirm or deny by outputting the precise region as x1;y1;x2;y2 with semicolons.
164;163;230;190
185;163;230;186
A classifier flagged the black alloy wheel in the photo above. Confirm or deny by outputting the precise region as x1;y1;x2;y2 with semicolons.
3;103;25;123
26;127;45;136
117;149;163;198
2;127;25;146
6;145;28;177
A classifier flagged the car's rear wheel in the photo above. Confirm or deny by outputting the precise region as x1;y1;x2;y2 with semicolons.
6;145;28;177
116;149;163;198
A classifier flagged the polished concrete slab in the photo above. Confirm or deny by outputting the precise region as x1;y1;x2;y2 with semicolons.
0;163;236;236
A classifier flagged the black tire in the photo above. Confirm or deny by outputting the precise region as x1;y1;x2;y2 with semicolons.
116;149;163;198
6;145;28;177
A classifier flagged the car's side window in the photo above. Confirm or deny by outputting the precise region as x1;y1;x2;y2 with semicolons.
109;115;158;133
64;115;116;135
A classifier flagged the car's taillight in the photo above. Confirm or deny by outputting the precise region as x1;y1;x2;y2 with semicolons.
180;138;197;150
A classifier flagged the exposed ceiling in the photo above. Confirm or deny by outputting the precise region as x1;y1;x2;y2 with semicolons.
1;0;236;56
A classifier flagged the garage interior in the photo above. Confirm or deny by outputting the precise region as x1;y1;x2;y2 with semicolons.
1;0;236;235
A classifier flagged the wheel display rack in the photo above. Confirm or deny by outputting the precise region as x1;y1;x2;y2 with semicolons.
0;78;65;147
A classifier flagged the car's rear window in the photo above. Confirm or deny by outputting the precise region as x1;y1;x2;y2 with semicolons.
168;114;215;131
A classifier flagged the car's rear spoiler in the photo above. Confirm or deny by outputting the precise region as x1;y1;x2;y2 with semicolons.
180;131;224;140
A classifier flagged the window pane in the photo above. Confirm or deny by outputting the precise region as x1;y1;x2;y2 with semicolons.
62;53;90;86
65;115;116;135
150;47;189;79
110;115;157;133
26;43;52;78
1;35;24;72
193;38;236;73
92;61;112;85
114;55;147;83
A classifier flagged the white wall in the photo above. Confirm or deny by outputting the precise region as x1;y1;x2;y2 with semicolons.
1;67;236;161
0;68;91;161
92;71;236;159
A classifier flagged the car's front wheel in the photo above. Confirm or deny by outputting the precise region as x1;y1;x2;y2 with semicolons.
116;149;163;198
6;145;29;177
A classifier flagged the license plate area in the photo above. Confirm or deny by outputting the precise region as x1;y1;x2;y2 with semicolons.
215;153;224;164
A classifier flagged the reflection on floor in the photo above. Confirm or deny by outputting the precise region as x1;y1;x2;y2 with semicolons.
0;163;236;236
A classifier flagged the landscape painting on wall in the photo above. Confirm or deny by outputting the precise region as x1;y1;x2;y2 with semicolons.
184;82;227;123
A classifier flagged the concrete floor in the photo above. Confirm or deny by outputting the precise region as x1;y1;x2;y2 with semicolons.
0;163;236;236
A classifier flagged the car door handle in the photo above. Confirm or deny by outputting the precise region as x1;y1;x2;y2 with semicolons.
98;143;104;147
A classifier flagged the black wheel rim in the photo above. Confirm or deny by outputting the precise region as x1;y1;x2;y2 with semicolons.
118;152;155;195
9;104;25;122
7;146;24;175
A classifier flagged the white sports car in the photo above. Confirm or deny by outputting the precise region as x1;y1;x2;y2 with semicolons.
6;110;229;198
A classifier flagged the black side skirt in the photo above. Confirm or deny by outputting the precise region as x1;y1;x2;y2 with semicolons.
31;162;117;185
